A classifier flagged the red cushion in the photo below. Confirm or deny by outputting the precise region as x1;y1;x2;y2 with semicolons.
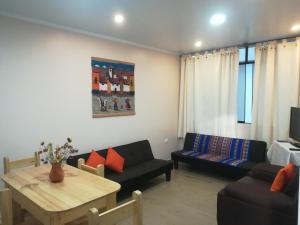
86;150;106;168
270;163;295;192
105;148;125;173
271;168;287;192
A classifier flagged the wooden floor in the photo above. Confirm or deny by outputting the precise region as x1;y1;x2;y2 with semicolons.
119;165;232;225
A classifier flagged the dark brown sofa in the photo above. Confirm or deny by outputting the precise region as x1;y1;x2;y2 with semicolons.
217;163;299;225
172;133;267;178
67;140;173;191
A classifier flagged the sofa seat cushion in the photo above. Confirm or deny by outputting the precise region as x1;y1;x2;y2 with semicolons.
237;161;257;170
106;159;173;185
173;132;266;168
224;177;295;214
237;175;270;186
197;153;227;162
250;163;282;183
173;150;253;168
182;133;267;162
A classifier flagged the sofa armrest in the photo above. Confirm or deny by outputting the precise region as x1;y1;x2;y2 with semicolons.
249;163;282;183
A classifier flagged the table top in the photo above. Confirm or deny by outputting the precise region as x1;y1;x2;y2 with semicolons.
270;141;298;152
268;141;300;166
1;164;120;213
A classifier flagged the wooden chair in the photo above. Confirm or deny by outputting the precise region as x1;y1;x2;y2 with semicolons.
78;158;104;177
0;188;13;225
0;188;43;225
88;190;143;225
2;153;41;224
3;152;40;174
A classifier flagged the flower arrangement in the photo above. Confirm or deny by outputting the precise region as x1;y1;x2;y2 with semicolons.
39;138;78;165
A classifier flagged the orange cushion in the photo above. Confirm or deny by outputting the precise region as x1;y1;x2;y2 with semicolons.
270;163;295;192
86;150;106;168
105;148;125;173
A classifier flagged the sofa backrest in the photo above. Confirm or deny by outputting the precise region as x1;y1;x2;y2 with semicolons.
67;140;154;169
284;167;299;198
183;133;267;162
113;140;154;168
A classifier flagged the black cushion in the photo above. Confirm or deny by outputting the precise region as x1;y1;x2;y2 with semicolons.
284;168;299;197
106;159;172;185
250;163;282;183
248;140;267;162
224;179;295;214
183;133;196;151
238;161;257;170
171;150;185;158
112;140;154;168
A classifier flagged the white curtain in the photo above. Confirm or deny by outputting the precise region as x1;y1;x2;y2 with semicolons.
178;48;239;138
251;38;300;144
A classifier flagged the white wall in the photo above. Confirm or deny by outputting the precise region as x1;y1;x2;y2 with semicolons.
0;16;180;180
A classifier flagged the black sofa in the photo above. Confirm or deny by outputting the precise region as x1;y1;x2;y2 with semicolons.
217;163;299;225
67;140;173;191
171;133;267;177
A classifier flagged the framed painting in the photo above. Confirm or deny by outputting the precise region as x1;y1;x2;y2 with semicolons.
91;57;135;118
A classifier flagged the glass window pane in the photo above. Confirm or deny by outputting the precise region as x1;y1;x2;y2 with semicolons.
245;64;253;123
239;48;246;62
237;64;246;122
248;47;255;61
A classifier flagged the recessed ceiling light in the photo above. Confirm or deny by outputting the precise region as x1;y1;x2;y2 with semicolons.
194;41;202;47
210;13;226;25
114;14;125;24
291;24;300;32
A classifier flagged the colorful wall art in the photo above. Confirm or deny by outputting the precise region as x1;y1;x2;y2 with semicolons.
91;57;135;118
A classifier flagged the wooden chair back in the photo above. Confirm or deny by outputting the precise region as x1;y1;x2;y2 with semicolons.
3;152;40;174
78;158;104;177
0;188;13;225
88;190;143;225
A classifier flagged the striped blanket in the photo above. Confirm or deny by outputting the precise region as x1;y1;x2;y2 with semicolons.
182;134;252;167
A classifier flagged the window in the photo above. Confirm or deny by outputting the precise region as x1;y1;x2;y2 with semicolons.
237;46;255;123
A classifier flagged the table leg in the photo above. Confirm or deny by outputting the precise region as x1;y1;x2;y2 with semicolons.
105;192;117;210
49;215;64;225
12;200;24;224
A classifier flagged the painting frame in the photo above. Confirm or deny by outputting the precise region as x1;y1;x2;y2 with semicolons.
91;57;136;118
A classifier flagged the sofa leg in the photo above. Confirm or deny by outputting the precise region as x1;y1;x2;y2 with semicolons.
165;170;171;182
173;160;178;169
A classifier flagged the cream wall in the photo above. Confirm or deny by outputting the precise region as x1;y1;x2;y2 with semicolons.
0;16;180;179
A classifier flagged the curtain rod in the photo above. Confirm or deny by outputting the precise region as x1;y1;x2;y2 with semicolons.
183;35;299;56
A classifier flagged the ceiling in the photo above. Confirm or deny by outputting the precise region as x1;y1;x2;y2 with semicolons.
0;0;300;54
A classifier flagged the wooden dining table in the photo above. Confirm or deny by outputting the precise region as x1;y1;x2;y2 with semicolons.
1;164;121;225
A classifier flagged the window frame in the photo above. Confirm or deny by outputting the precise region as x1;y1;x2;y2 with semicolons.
238;46;255;124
